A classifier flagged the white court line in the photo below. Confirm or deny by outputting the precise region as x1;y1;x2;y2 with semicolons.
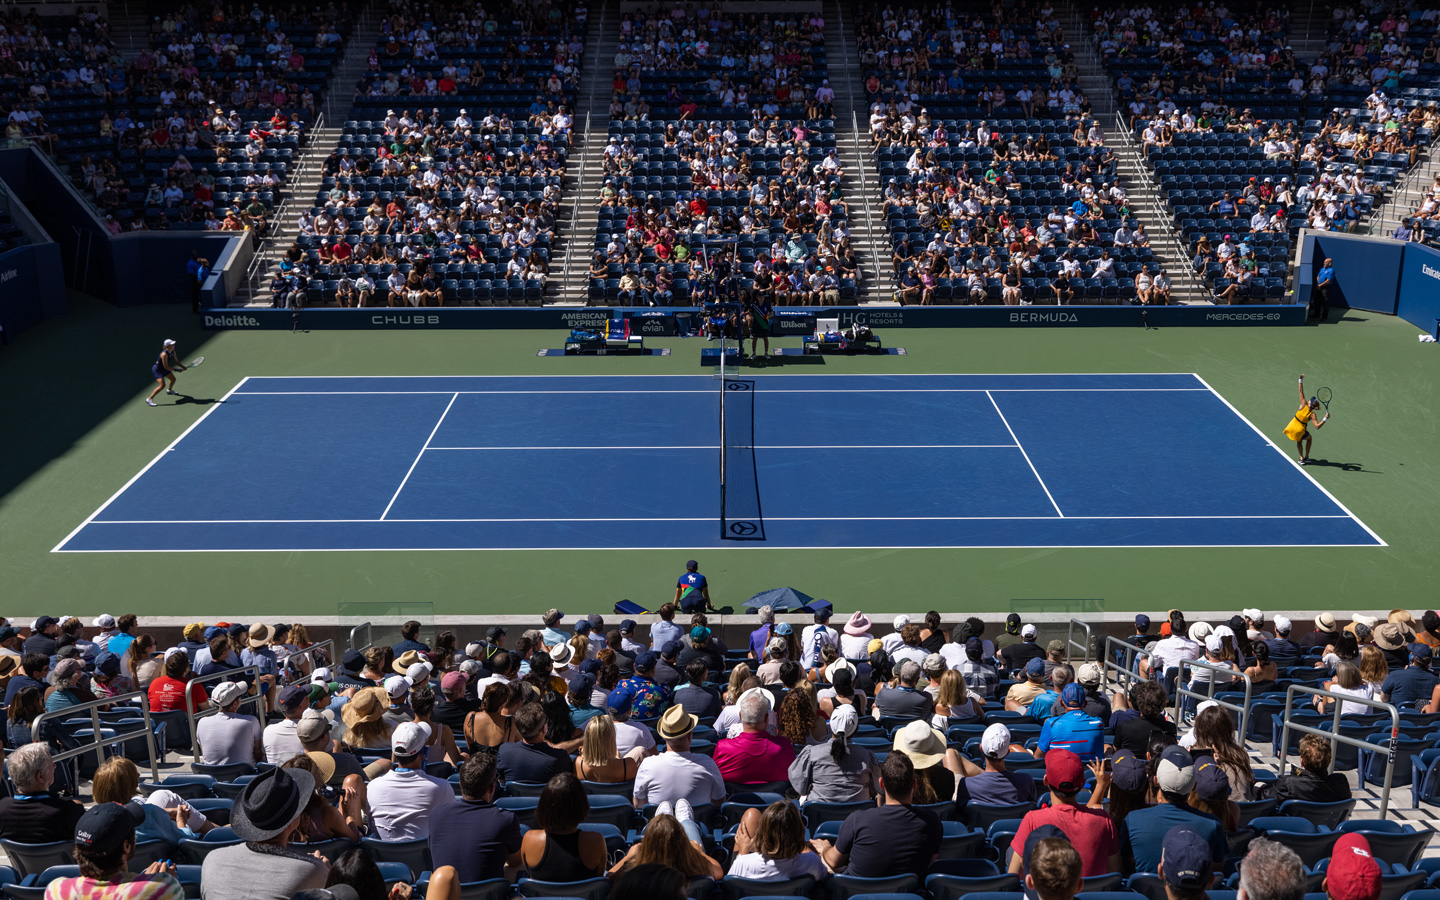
231;388;1211;396
57;541;1386;553
985;391;1064;518
51;376;253;553
84;514;1356;524
379;392;459;521
425;444;1021;451
1190;373;1387;547
252;372;1205;378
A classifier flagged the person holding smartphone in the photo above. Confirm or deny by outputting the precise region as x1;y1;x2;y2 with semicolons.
50;801;186;900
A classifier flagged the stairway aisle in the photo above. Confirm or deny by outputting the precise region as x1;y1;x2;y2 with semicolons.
826;0;893;302
1061;0;1207;304
554;0;616;305
232;0;381;307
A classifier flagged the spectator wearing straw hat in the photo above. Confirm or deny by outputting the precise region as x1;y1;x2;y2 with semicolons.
633;705;726;809
241;623;280;705
891;719;964;804
1304;613;1340;649
199;766;329;900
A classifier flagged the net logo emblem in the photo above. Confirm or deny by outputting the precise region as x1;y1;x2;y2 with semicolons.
729;521;759;537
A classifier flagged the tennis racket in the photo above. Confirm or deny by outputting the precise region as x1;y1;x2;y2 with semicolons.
1316;386;1332;413
184;357;204;370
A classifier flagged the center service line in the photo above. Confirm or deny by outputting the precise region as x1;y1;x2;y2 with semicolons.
985;390;1064;518
379;392;459;521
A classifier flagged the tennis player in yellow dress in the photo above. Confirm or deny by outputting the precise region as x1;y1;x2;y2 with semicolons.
1283;373;1329;464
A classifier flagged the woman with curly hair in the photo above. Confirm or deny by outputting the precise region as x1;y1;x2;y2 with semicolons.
776;682;825;744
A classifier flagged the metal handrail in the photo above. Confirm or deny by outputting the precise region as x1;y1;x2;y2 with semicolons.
1111;110;1210;302
561;110;593;293
1278;685;1400;817
183;665;267;763
1065;618;1093;666
1102;636;1152;694
833;0;881;292
349;621;374;652
1174;657;1252;740
282;639;336;684
31;690;159;781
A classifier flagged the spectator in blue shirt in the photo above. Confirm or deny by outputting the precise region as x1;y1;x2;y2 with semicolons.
1036;684;1105;762
392;620;431;656
1380;643;1440;709
1122;746;1228;874
540;609;569;648
1263;616;1300;664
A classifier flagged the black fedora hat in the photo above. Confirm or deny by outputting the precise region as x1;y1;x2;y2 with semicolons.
231;766;314;842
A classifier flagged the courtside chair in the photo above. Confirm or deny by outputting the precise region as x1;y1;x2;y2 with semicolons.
1335;821;1432;869
719;875;817;900
413;875;510;900
1277;799;1355;829
825;874;920;900
925;873;1022;900
360;836;431;881
516;876;612;900
0;842;75;880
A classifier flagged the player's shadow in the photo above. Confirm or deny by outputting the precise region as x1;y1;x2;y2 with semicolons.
172;394;224;407
1306;458;1380;473
752;354;825;367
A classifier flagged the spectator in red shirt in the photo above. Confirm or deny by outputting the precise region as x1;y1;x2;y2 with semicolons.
147;650;209;713
331;238;353;262
438;77;456;93
713;688;793;785
1008;749;1120;878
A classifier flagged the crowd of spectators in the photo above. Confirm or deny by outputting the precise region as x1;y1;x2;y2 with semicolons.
3;2;348;232
592;7;859;307
0;597;1432;900
269;0;581;307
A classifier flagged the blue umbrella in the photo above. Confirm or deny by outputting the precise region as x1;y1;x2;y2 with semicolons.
744;587;818;612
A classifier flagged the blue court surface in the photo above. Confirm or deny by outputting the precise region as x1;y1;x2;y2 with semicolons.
55;374;1383;552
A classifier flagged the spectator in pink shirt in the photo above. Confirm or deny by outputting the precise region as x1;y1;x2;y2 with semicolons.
713;689;794;785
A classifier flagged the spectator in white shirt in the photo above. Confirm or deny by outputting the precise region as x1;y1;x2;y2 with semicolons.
197;681;261;766
1143;611;1202;680
365;722;455;840
801;605;839;669
633;706;726;809
262;683;313;765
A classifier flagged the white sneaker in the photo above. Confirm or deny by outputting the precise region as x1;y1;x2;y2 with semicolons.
166;390;179;395
675;798;694;822
655;800;674;819
145;398;156;407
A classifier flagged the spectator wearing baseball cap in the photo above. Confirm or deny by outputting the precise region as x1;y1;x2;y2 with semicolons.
197;681;261;767
1131;614;1158;648
675;559;714;613
428;752;522;884
433;669;479;734
1322;833;1383;900
23;615;60;657
801;602;839;669
0;625;21;661
1008;749;1120;878
1380;642;1439;708
679;625;724;674
956;723;1038;806
1074;663;1112;724
1001;622;1046;675
46;800;185;900
617;619;647;655
1006;657;1051;711
263;682;317;765
1160;825;1216;898
1035;684;1105;761
1265;617;1301;665
652;640;683;687
365;721;455;840
995;613;1025;653
607;650;673;719
540;609;569;649
1121;746;1228;875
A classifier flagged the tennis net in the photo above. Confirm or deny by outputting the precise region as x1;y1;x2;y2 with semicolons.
718;337;765;541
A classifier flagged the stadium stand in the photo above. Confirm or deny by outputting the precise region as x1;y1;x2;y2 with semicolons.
0;604;1437;899
1088;3;1437;304
589;7;860;307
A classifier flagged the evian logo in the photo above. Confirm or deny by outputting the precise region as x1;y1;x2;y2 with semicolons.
0;268;15;283
1010;312;1079;323
1422;263;1440;281
204;314;259;327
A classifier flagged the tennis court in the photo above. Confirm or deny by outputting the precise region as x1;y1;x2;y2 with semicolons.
53;373;1382;552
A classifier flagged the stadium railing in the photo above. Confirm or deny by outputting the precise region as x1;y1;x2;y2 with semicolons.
349;622;373;653
1175;657;1252;739
1278;685;1401;817
184;665;267;764
283;639;336;685
32;690;160;781
1103;636;1152;695
1066;618;1093;666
